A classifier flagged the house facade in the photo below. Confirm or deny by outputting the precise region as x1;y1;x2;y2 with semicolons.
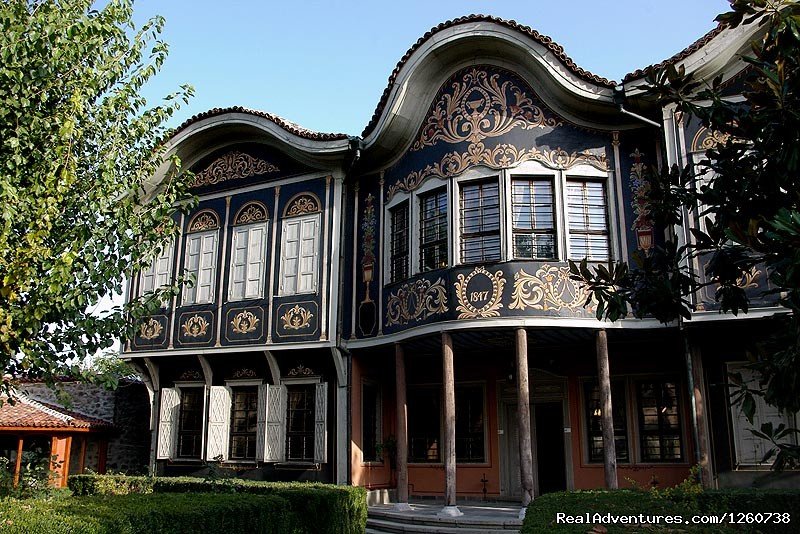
123;14;798;507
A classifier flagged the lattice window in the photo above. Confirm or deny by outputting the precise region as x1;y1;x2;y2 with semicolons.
285;384;316;462
390;202;409;283
567;179;610;261
177;388;203;459
230;387;259;460
637;380;683;462
419;189;448;272
511;178;556;259
460;179;501;263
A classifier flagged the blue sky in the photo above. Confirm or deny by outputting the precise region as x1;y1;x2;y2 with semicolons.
132;0;730;136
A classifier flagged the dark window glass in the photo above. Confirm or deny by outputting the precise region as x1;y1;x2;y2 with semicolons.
286;384;315;462
230;387;258;460
455;385;485;462
512;178;556;259
567;180;610;261
584;381;629;463
178;389;203;458
637;380;683;461
419;189;448;272
362;383;380;462
390;203;410;282
460;180;500;263
408;387;441;462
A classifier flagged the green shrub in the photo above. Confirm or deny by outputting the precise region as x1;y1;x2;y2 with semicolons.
67;474;367;534
0;493;293;534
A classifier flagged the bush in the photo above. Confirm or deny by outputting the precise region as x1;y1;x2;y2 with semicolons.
0;492;293;533
68;474;367;534
522;488;800;533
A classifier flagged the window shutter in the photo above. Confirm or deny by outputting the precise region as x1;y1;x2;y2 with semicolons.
183;235;202;304
298;215;319;293
265;385;286;462
206;386;232;461
155;241;174;288
157;388;180;460
281;221;301;295
140;265;156;295
197;232;218;304
314;382;328;463
229;228;248;301
245;225;266;299
256;384;268;461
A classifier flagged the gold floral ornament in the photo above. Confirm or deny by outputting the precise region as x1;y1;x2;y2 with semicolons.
232;368;257;379
234;203;268;225
231;310;260;334
385;278;448;326
412;68;561;150
285;194;320;217
454;266;506;319
138;318;163;340
189;150;279;188
280;305;314;330
509;264;594;313
188;211;219;232
691;126;732;152
182;314;210;338
387;143;607;200
287;363;315;377
736;266;761;289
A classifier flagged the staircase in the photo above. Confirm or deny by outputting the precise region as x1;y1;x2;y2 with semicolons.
367;502;522;534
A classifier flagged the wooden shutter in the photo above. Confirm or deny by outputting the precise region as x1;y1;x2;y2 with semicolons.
298;215;320;293
256;384;268;460
229;228;249;301
206;386;232;461
314;382;328;463
281;220;301;295
155;241;174;288
197;232;218;304
183;235;202;304
140;264;156;295
157;388;180;460
264;385;286;462
245;225;266;299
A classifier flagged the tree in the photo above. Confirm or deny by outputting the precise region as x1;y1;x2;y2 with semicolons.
0;0;193;397
571;0;800;468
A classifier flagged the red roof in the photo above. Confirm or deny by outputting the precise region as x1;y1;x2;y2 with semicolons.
0;396;113;430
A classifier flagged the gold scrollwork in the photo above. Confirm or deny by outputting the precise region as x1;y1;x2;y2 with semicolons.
285;194;320;217
388;143;607;200
189;150;279;188
287;363;315;376
454;266;506;319
181;314;210;338
138;318;163;340
385;278;448;326
736;266;761;289
230;310;260;334
280;305;314;330
509;264;593;313
691;127;731;152
412;68;561;150
234;203;268;225
232;368;257;379
188;211;219;232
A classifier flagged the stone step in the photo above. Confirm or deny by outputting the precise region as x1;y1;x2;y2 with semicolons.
366;517;519;534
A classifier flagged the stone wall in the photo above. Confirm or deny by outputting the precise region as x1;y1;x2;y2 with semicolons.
22;379;150;474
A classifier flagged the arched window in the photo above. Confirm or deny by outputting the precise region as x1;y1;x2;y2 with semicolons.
183;210;220;305
280;193;321;295
229;202;269;301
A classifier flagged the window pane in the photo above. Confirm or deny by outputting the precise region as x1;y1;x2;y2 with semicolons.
419;189;448;272
230;387;258;460
455;385;485;462
567;180;610;261
362;383;380;462
390;203;409;282
408;387;441;462
286;384;316;462
178;388;203;458
637;380;682;461
512;178;556;259
460;180;500;263
584;381;629;462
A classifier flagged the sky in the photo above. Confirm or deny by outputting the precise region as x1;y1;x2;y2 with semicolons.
131;0;731;136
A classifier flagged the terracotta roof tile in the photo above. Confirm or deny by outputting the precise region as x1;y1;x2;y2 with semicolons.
0;395;113;430
622;23;726;83
172;106;350;142
361;14;617;138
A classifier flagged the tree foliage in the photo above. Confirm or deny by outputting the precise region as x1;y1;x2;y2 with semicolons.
0;0;193;396
571;0;800;468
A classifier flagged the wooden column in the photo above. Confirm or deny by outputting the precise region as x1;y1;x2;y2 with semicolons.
13;436;23;487
515;328;535;506
595;329;618;489
97;439;108;474
689;344;713;487
49;435;72;488
394;343;411;510
439;332;462;517
78;436;88;474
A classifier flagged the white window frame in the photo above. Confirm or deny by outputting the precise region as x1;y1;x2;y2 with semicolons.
279;213;321;296
454;171;503;265
409;177;450;276
563;166;616;263
228;222;268;301
182;230;219;305
138;239;174;299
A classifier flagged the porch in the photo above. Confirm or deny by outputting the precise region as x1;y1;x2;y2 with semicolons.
367;500;522;534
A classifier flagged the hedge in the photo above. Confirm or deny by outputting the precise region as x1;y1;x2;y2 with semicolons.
522;488;800;533
67;474;367;534
0;493;293;534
